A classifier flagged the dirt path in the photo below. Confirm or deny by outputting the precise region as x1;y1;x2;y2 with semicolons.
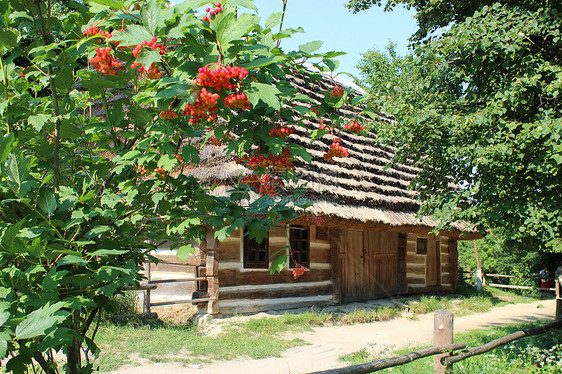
110;299;556;374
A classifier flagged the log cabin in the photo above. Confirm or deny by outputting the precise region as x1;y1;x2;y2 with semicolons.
150;69;481;315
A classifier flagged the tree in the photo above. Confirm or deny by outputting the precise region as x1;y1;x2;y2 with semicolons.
0;0;358;372
351;0;562;250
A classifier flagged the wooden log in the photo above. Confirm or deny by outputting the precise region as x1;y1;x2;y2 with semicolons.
485;273;542;280
109;312;158;322
149;277;207;284
308;343;466;374
444;320;562;365
124;284;158;291
150;298;211;307
487;283;555;292
219;282;333;300
217;240;241;261
434;310;454;374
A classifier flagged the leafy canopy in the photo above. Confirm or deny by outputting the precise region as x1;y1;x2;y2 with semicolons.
353;1;562;249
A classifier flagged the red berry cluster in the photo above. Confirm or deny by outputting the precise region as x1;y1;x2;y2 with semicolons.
319;120;334;132
203;2;223;22
182;64;249;123
330;85;344;98
130;62;161;80
181;87;220;123
343;121;365;133
83;25;113;38
237;147;294;171
132;37;165;58
195;65;248;91
269;126;295;138
160;110;178;119
311;105;321;115
208;136;223;146
154;167;166;179
323;138;349;162
174;153;183;163
90;47;124;76
311;212;324;226
137;165;149;175
292;264;308;279
223;92;251;110
240;174;284;197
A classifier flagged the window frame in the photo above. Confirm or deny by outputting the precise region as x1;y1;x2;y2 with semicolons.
289;226;310;268
417;237;428;255
243;231;269;269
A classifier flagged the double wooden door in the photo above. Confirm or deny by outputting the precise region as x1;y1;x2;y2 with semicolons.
341;230;399;302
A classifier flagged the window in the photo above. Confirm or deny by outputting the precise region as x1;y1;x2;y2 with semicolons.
417;238;428;255
243;231;269;268
290;226;310;267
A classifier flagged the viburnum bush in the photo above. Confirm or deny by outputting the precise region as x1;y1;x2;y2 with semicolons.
0;0;365;372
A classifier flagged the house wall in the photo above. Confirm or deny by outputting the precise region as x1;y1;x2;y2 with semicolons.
216;226;335;314
405;233;458;293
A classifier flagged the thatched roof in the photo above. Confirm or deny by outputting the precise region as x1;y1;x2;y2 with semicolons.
187;70;478;238
85;67;478;238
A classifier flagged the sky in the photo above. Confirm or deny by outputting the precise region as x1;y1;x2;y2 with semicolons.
250;0;418;79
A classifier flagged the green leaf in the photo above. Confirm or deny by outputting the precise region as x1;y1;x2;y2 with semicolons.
0;332;8;359
176;244;194;263
27;114;50;131
136;48;160;71
87;249;128;257
246;82;281;110
78;70;119;90
108;25;152;46
141;0;160;35
0;133;13;163
58;255;87;266
265;12;283;29
215;13;255;47
88;0;124;10
0;29;18;48
2;152;32;191
101;193;121;208
299;41;323;54
228;0;258;11
38;189;57;214
0;303;10;327
0;220;24;252
269;254;286;275
15;303;68;340
60;121;82;140
85;225;111;238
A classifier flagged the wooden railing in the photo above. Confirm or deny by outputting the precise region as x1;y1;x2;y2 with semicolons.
484;273;556;292
308;303;562;374
124;250;219;317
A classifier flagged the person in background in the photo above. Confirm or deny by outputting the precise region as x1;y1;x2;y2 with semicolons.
555;261;562;296
539;265;550;297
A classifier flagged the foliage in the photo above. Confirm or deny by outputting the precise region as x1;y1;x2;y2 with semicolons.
0;0;361;372
352;0;562;250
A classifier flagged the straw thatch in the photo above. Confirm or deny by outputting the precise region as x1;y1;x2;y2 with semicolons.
187;69;476;236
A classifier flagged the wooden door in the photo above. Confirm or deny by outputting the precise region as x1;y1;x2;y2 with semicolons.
342;230;368;301
426;239;441;286
341;230;399;302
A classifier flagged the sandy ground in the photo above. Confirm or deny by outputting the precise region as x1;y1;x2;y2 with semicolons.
109;299;556;374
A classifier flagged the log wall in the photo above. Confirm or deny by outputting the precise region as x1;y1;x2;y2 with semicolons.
405;233;456;293
217;226;335;314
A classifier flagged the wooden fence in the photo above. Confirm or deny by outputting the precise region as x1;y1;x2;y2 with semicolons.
308;305;562;374
458;268;557;293
124;250;219;317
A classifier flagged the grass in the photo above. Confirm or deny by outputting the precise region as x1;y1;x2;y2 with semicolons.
94;320;305;371
93;285;541;372
338;322;562;374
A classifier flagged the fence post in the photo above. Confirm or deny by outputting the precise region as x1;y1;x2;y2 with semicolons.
143;261;151;314
554;278;562;321
434;310;454;374
206;250;219;315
